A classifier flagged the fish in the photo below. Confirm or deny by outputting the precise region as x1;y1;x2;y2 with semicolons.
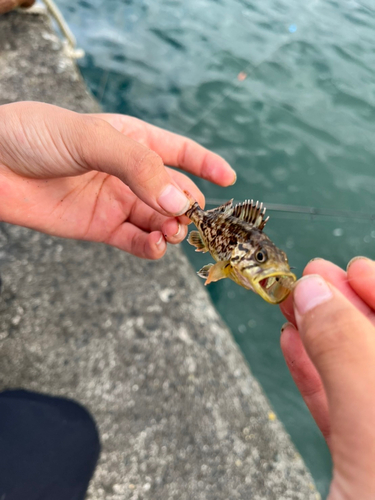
185;197;297;304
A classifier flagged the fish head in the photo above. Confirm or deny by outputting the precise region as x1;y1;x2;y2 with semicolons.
230;234;296;304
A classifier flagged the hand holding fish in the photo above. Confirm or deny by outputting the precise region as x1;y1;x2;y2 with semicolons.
0;101;236;258
280;257;375;500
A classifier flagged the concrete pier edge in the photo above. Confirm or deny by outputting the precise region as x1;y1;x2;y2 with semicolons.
0;9;319;500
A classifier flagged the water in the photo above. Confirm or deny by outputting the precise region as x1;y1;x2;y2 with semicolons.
56;0;375;496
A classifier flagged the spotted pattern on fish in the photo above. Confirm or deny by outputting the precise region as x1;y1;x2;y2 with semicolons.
186;201;268;261
185;198;297;304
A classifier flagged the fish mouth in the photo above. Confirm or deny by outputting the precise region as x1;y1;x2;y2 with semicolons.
253;271;297;304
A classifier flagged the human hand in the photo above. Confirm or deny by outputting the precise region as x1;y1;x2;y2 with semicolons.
0;101;236;258
280;257;375;500
0;0;35;14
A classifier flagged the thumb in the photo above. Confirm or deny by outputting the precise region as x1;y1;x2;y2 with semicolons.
293;275;375;495
293;275;375;397
76;115;191;217
0;103;191;217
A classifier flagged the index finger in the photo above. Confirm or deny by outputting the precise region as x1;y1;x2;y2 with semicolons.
93;113;237;187
280;258;373;325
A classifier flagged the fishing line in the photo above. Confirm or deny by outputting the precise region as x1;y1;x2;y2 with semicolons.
205;198;375;221
94;5;374;224
98;70;110;105
178;6;374;223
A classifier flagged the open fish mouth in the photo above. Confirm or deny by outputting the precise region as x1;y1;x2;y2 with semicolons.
254;272;297;304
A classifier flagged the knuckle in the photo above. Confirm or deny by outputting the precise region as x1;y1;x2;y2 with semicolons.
132;148;164;184
82;114;107;130
130;231;142;257
177;139;189;167
135;149;163;172
82;115;113;142
75;115;115;169
199;151;213;180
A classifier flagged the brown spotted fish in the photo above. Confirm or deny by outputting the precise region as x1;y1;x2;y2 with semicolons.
185;198;296;304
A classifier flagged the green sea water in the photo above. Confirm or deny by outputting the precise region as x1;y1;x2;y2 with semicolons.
58;0;375;496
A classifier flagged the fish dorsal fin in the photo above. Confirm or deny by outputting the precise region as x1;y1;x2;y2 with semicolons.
206;199;234;215
232;199;269;230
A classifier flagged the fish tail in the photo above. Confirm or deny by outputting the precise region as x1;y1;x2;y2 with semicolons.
185;202;201;219
184;191;202;220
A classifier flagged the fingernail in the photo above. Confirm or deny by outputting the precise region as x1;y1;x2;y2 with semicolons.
347;256;369;271
166;221;181;239
294;275;333;315
230;170;237;185
158;185;190;216
156;234;165;246
308;257;324;264
281;322;295;333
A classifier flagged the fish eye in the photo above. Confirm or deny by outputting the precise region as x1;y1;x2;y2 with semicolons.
255;249;267;263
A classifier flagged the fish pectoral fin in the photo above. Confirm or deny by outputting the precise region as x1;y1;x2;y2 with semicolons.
197;263;214;280
187;230;208;252
198;261;232;285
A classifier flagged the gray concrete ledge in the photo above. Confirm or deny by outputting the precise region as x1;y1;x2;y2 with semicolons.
0;10;319;500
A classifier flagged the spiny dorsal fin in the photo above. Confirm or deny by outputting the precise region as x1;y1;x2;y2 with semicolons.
231;199;269;230
206;199;234;215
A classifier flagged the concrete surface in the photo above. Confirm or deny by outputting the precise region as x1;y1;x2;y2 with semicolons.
0;10;319;500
